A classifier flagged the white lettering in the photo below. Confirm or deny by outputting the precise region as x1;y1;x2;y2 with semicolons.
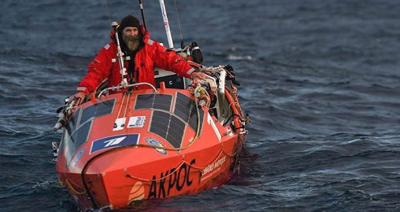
128;116;145;128
104;136;126;147
202;156;226;177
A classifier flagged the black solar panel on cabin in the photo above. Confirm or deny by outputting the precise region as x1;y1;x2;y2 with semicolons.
189;106;204;132
149;93;203;148
174;93;192;122
173;92;204;132
72;120;91;147
95;99;115;117
154;94;172;111
150;110;170;138
135;94;154;109
135;94;172;111
150;110;185;148
167;115;185;148
80;99;115;125
80;105;96;125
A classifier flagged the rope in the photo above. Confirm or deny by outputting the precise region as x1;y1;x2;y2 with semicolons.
124;145;240;183
125;160;202;184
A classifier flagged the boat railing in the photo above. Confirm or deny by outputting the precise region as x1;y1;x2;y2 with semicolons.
97;82;158;98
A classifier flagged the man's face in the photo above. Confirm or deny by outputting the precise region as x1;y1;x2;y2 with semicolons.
122;26;140;51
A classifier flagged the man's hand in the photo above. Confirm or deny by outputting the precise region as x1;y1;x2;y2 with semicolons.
190;71;208;85
68;91;87;107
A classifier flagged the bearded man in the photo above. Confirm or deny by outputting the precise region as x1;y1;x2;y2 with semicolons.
73;15;205;104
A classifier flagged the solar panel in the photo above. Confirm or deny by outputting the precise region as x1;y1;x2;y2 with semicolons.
135;94;154;109
189;106;204;133
174;93;192;122
150;110;170;139
80;104;96;125
154;94;172;111
80;99;115;125
174;93;203;132
144;93;205;148
150;110;185;149
95;99;115;117
167;115;185;148
135;94;172;111
72;120;92;147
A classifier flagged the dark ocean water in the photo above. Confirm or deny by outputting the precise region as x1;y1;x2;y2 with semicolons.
1;0;400;211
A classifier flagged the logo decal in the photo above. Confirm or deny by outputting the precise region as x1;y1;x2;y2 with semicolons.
148;159;196;199
113;117;126;131
128;116;146;128
91;134;139;153
104;136;126;147
128;181;145;204
201;156;226;182
146;138;167;155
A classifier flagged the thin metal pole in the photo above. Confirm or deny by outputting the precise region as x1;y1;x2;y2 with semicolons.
159;0;174;48
138;0;147;30
112;22;128;86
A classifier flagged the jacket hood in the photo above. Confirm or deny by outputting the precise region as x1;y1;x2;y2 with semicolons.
109;25;150;45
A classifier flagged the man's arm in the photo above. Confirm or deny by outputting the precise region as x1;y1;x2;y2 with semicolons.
150;41;195;78
78;44;114;94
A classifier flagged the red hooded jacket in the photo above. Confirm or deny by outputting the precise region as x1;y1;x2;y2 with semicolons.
77;29;194;94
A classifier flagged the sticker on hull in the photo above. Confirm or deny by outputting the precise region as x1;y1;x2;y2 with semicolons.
128;181;145;204
113;117;126;131
201;156;226;182
90;134;139;153
146;138;167;155
128;116;146;128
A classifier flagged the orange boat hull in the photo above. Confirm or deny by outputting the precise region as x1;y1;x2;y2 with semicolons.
56;87;246;210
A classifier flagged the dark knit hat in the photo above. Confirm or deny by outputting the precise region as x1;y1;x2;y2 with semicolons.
119;15;140;32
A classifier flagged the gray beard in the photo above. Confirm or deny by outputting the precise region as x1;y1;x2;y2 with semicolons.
123;35;140;52
126;40;140;51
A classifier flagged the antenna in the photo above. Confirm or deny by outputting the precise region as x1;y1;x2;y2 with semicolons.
159;0;174;48
111;22;128;86
138;0;147;30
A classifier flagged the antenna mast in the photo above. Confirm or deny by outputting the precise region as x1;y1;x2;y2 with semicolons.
111;22;128;86
138;0;147;30
159;0;174;48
